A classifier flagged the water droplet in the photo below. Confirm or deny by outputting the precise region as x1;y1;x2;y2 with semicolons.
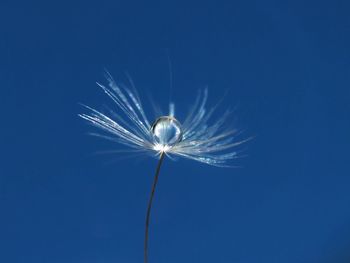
151;116;183;146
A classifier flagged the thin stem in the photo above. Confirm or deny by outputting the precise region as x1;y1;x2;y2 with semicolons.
144;152;166;263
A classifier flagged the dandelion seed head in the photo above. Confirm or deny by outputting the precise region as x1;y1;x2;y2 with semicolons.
79;72;249;167
151;116;183;147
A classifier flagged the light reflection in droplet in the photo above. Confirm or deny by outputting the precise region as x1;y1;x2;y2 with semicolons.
151;116;183;146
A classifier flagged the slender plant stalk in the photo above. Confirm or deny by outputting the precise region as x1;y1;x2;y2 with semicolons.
144;152;166;263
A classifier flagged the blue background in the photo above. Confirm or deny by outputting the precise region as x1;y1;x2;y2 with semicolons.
1;0;350;262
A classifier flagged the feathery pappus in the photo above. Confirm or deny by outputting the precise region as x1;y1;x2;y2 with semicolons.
79;72;248;167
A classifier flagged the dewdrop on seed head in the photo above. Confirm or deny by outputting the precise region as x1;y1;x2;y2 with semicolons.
151;116;183;146
151;116;183;152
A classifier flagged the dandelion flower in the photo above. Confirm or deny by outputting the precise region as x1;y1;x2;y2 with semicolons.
79;72;248;263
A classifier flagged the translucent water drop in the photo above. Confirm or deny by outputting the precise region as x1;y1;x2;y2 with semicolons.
151;116;183;146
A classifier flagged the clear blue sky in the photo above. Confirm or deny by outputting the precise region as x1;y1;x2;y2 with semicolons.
1;0;350;262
